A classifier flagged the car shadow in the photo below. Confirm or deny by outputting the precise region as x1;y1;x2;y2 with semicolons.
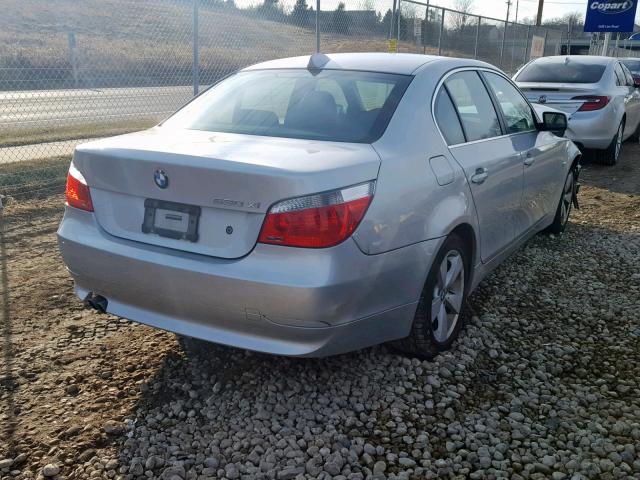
578;142;640;196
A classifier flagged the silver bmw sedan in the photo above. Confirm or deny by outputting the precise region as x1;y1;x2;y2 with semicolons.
514;55;640;165
58;53;580;358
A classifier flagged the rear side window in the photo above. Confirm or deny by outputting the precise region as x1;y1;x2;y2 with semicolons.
445;71;502;142
516;59;606;84
434;89;465;145
614;64;625;86
484;72;536;134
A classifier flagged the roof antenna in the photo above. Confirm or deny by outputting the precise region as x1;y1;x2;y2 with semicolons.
308;53;330;75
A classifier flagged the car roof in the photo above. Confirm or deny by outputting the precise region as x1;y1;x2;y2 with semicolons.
530;55;616;66
242;52;494;76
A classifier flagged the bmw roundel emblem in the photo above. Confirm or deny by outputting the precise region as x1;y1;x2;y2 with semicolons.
538;95;547;104
154;169;169;189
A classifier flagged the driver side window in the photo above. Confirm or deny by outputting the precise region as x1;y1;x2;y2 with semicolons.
484;72;536;134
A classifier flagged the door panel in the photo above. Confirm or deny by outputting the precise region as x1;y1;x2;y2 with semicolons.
519;133;566;227
449;139;523;262
481;71;562;231
443;70;524;262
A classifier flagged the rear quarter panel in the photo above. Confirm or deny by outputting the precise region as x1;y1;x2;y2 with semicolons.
352;63;479;263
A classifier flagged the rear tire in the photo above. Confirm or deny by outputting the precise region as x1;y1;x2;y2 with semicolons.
392;234;470;359
595;120;623;166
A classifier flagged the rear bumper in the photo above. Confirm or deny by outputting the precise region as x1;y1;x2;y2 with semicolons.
565;108;619;150
57;207;441;357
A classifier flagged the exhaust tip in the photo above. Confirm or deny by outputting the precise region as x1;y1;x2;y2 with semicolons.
84;292;108;313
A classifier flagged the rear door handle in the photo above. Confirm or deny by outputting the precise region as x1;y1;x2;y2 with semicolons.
524;151;535;166
470;168;488;184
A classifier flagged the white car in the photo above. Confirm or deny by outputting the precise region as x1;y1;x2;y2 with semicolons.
515;55;640;165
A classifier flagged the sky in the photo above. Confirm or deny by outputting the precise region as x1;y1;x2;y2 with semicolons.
430;0;632;23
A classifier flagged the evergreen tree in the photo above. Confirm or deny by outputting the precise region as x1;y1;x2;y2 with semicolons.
332;2;350;34
292;0;310;26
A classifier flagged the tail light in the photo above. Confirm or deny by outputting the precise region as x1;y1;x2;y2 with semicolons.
572;95;610;112
258;181;375;248
65;162;94;212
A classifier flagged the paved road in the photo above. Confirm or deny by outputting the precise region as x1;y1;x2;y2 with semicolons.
0;86;193;129
1;86;196;163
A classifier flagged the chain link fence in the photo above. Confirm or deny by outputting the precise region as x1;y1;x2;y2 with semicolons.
0;0;567;205
394;0;564;72
588;36;640;58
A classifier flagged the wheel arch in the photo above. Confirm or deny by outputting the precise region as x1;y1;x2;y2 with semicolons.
448;222;477;280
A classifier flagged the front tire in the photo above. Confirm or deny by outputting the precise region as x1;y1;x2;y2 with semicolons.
546;167;576;235
393;234;469;359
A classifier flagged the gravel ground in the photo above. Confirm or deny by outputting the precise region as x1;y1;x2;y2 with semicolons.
1;144;639;480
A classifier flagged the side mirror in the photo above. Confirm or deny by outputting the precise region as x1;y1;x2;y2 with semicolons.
633;76;640;88
542;111;568;137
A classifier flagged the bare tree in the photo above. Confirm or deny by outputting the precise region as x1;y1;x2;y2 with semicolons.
454;0;474;13
451;0;474;35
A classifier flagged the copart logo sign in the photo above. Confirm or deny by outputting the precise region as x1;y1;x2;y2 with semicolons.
590;1;633;14
584;0;638;32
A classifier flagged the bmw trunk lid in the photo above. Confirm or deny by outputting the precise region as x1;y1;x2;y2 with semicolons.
517;82;601;115
72;128;380;259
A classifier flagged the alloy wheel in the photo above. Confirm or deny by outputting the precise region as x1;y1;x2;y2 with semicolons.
431;250;465;343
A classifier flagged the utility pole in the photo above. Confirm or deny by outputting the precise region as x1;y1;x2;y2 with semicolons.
514;0;519;24
536;0;544;26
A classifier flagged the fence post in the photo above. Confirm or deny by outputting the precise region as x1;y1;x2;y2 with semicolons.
601;31;611;56
424;0;429;54
474;16;480;59
544;30;548;57
193;0;200;96
437;8;444;56
316;0;320;52
67;32;78;88
510;21;518;72
390;0;397;39
396;0;402;51
523;25;531;64
499;20;507;68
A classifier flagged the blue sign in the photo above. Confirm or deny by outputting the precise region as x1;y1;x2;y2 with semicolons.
584;1;639;32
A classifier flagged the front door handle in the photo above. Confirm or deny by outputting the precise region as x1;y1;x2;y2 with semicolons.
524;152;535;166
470;168;488;184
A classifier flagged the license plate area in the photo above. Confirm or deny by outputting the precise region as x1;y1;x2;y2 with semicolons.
141;199;201;242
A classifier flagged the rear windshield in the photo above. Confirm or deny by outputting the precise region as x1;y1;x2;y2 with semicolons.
515;59;606;84
162;69;412;143
622;59;640;74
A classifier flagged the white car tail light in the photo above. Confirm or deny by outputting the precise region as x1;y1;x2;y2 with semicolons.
572;95;610;112
258;181;375;248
